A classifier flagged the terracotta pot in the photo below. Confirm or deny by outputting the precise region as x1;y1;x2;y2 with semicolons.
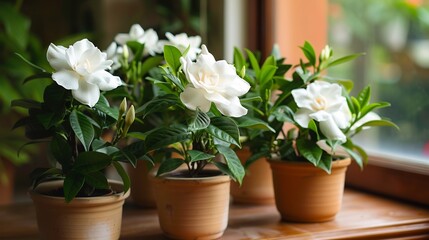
0;159;15;205
128;162;158;208
269;158;351;222
230;148;274;204
151;169;231;240
29;180;130;240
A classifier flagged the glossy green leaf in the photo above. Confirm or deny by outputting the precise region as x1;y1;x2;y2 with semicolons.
84;171;109;189
299;41;316;66
69;110;95;151
141;56;164;76
135;94;179;118
50;134;72;169
317;152;332;174
11;99;42;109
207;117;240;147
216;145;245;184
95;95;118;120
233;47;246;73
73;151;112;174
296;139;322;166
156;158;184;176
145;127;190;151
357;86;371;107
112;161;130;194
64;173;85;203
235;116;274;132
188;109;210;131
164;45;182;74
327;53;364;68
187;150;215;163
245;49;260;77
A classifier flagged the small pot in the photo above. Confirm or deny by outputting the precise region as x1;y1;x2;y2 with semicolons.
151;169;231;240
230;148;274;204
269;158;351;222
128;162;158;208
29;180;130;240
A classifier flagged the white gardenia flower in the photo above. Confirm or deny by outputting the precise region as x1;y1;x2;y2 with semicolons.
179;44;250;117
159;32;202;60
114;24;161;56
104;42;123;72
291;81;351;143
47;38;122;107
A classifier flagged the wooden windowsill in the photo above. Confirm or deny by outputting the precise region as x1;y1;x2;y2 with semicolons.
1;188;429;239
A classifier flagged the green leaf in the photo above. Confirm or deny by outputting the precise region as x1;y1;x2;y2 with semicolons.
84;171;109;189
164;45;183;74
233;47;246;73
308;119;320;140
358;86;371;107
317;152;332;174
351;97;361;114
207;117;240;147
216;145;245;184
141;56;164;76
360;102;391;117
271;105;295;123
145;127;190;151
73;151;112;174
259;56;277;84
300;41;316;66
327;53;364;68
11;99;42;109
343;144;364;169
188;109;210;131
156;158;184;176
136;94;179;118
245;49;260;76
235;116;275;132
50;134;72;169
353;119;399;133
94;95;118;120
23;72;52;84
69;110;95;152
296;139;322;166
187;150;215;163
64;173;85;203
112;161;130;194
14;53;46;72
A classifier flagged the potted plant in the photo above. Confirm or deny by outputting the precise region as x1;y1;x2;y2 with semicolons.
134;44;250;239
103;23;203;208
229;46;291;205
234;42;398;222
0;1;51;204
12;38;137;239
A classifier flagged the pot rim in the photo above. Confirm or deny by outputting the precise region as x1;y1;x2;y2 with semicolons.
29;179;130;205
268;157;351;169
150;169;231;184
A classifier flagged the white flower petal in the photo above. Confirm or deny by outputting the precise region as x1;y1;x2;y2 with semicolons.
351;112;381;131
72;80;100;107
47;43;69;71
215;97;248;117
115;33;131;45
294;109;313;128
180;86;212;112
87;71;122;91
291;88;313;109
52;71;80;90
319;115;347;143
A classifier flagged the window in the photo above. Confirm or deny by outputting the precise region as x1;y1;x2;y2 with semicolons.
246;0;429;205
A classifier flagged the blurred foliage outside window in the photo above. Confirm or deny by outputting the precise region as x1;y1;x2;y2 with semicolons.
328;0;429;161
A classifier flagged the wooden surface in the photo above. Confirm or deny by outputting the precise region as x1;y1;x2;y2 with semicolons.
1;189;429;239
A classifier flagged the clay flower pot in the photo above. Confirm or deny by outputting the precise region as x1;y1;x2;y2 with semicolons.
269;158;351;222
151;169;231;240
29;180;130;240
128;162;158;208
230;148;274;204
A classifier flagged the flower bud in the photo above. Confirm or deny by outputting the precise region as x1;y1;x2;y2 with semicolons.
321;45;332;62
122;105;135;137
119;98;127;119
123;45;129;61
239;66;246;79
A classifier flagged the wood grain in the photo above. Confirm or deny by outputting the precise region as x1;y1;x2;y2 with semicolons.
1;189;428;239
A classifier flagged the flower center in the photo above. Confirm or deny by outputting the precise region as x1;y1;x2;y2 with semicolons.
312;96;327;111
198;71;219;89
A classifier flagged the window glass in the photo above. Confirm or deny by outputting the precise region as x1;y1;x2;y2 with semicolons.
328;0;429;162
